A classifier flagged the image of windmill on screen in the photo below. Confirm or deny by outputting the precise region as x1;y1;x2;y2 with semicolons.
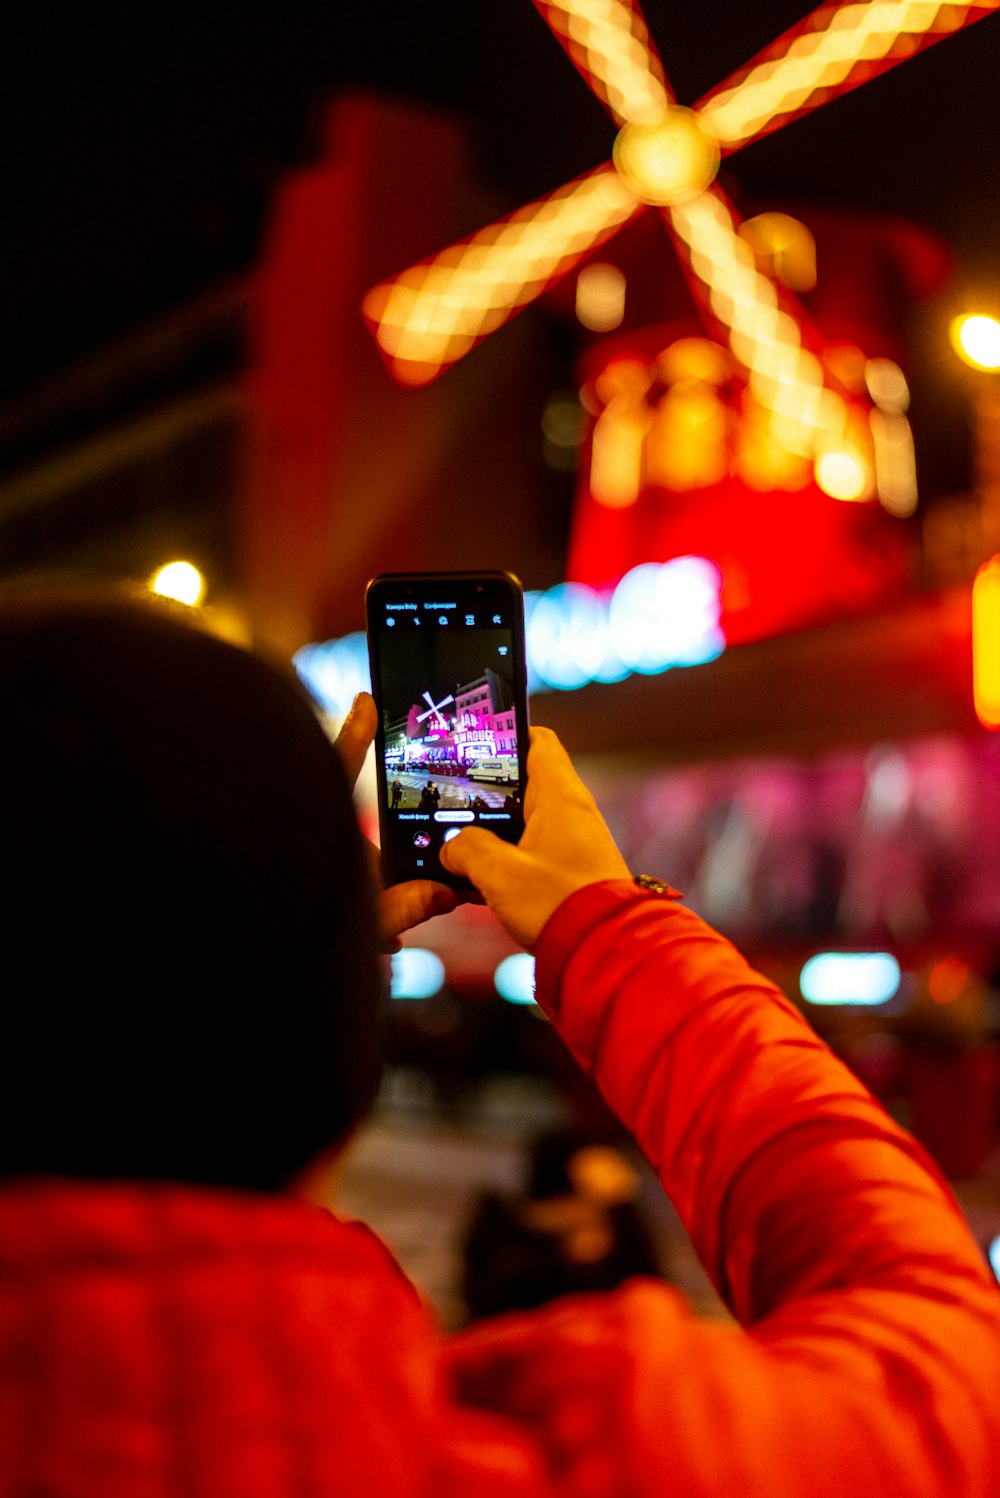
380;624;520;814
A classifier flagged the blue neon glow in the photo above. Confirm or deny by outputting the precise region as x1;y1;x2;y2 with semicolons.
525;582;629;692
390;948;445;1000
610;559;725;673
800;952;901;1007
988;1235;1000;1285
293;558;724;718
295;632;371;719
494;953;537;1005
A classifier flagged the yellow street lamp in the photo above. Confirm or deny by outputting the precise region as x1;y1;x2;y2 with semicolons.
150;561;204;607
951;313;1000;373
950;311;1000;563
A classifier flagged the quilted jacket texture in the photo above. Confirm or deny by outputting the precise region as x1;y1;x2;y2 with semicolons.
1;881;998;1497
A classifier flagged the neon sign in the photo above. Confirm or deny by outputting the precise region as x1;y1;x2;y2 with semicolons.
455;729;495;746
295;556;724;719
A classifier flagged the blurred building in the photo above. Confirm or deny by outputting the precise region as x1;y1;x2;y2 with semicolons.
0;94;569;654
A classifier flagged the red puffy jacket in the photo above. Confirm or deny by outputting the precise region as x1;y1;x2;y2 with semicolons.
1;881;998;1496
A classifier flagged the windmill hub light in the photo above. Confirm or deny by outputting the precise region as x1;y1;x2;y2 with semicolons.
613;109;720;205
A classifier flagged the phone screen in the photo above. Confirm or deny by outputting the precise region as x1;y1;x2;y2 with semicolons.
366;572;529;888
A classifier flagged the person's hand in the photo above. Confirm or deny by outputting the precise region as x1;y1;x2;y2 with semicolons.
439;727;630;950
335;692;458;952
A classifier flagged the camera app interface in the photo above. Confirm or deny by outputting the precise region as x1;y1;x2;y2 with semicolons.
372;587;524;878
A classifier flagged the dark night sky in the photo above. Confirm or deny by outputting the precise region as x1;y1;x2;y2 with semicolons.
4;1;1000;422
375;625;515;727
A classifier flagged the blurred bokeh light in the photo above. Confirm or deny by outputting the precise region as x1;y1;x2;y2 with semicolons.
150;561;204;606
952;313;1000;371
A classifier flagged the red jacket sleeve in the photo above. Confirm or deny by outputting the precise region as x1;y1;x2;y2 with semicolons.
519;880;1000;1496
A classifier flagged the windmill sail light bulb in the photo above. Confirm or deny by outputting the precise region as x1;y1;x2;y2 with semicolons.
362;167;639;382
697;1;985;152
543;0;670;124
612;109;720;204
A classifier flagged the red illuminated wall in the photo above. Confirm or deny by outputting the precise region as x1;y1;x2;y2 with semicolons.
587;730;1000;960
560;204;951;645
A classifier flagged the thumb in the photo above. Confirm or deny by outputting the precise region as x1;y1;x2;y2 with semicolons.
334;692;377;790
439;826;521;894
440;827;554;951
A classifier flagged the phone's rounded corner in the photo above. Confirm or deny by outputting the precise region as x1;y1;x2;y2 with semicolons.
498;568;524;596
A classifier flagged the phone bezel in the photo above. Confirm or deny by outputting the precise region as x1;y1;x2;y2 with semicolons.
365;570;529;889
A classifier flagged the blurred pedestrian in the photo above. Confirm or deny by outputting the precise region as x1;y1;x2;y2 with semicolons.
461;1129;663;1323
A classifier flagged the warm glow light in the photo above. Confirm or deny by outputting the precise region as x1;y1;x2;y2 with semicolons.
928;956;970;1004
800;952;901;1006
870;408;918;516
972;553;1000;729
576;261;627;330
537;0;671;126
865;356;910;411
657;337;730;385
590;398;650;506
815;448;869;501
589;357;652;506
362;167;639;384
952;313;1000;371
612;110;720;205
739;212;817;291
647;382;728;489
697;1;987;151
585;330;879;497
151;561;204;606
669;192;828;450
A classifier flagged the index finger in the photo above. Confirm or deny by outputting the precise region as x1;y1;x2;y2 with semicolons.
523;726;596;816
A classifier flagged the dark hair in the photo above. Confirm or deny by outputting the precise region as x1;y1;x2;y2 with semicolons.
0;588;383;1190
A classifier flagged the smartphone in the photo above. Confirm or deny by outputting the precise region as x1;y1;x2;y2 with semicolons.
365;571;529;888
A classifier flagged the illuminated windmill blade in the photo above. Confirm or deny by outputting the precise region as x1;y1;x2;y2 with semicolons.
531;0;674;126
695;0;1000;155
666;187;849;455
362;165;641;386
